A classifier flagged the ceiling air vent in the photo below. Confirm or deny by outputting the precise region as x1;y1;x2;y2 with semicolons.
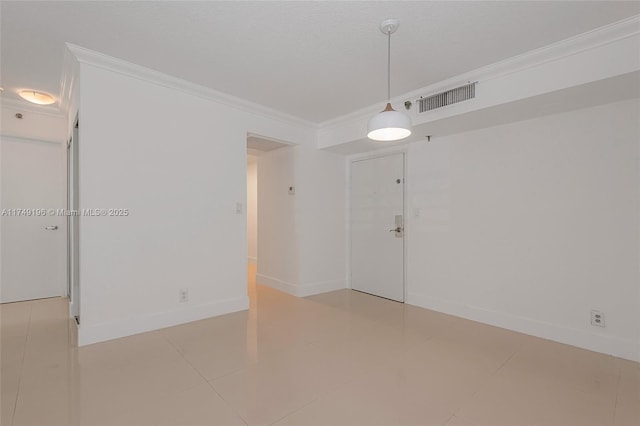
418;82;476;113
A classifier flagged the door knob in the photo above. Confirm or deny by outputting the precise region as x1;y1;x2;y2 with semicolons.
45;225;58;230
389;227;402;233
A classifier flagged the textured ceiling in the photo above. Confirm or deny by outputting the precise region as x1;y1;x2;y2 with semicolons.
1;1;639;123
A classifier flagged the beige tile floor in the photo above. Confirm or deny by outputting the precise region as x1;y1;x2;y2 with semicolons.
1;265;638;426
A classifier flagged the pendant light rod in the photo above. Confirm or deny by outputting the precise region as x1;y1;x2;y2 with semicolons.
379;18;399;101
387;30;391;101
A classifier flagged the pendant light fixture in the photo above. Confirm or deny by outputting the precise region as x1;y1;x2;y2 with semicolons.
367;19;411;142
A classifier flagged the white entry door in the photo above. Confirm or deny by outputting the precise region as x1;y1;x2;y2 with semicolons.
350;153;404;302
1;137;66;303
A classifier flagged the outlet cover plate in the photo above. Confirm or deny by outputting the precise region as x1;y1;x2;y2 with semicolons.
591;310;605;327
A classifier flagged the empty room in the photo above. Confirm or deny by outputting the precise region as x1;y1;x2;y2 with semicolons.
1;1;639;425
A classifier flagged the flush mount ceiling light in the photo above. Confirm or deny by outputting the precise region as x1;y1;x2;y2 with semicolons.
18;90;56;105
367;19;411;142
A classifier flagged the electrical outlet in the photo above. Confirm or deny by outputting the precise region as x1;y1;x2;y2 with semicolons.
591;310;605;327
179;289;189;303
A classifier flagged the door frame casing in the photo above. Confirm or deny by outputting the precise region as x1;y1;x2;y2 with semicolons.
67;116;80;324
346;147;408;303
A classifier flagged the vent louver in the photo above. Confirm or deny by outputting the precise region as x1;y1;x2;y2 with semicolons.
418;82;476;113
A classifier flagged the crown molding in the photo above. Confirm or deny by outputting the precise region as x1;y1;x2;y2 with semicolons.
55;14;639;134
58;45;79;118
0;97;65;119
65;43;317;130
318;14;640;130
0;134;64;145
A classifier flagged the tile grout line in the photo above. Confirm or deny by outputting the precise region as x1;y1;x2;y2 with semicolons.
267;394;324;426
267;349;380;426
10;302;33;426
200;337;333;426
208;363;247;381
611;359;623;425
204;377;249;426
450;342;521;420
441;413;461;426
157;329;219;384
492;343;521;375
158;330;249;426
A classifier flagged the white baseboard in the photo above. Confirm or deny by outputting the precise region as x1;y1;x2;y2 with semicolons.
407;292;639;362
256;273;346;297
298;279;347;297
247;257;257;264
256;274;298;295
77;296;249;346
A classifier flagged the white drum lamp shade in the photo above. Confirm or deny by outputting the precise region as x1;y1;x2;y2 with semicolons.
367;102;412;141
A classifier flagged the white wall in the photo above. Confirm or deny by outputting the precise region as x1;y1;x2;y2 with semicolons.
247;156;258;263
257;143;347;296
257;146;299;288
74;57;319;345
77;63;247;344
406;98;640;361
295;144;347;291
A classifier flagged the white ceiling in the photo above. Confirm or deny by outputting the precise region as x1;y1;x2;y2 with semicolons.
2;1;639;124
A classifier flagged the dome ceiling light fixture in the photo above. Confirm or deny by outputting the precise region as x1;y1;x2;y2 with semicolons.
18;90;56;105
367;18;412;142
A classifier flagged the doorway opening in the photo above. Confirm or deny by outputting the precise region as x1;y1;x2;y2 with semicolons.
245;134;291;296
246;153;258;296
